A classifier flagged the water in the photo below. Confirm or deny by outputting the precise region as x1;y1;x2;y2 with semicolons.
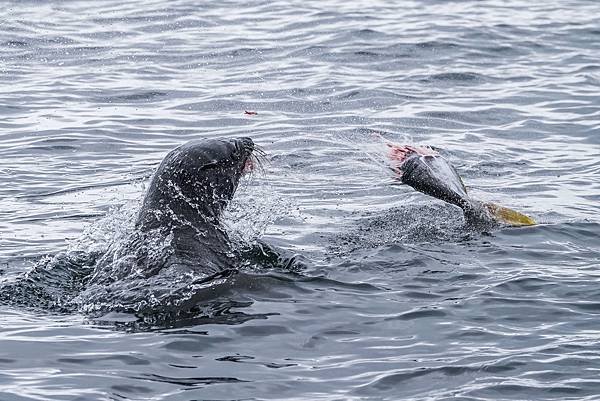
1;0;600;399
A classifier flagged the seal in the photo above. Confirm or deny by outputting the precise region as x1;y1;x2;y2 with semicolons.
1;137;277;315
87;137;260;286
386;143;535;228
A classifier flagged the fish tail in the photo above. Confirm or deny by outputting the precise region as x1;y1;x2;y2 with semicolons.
483;202;536;226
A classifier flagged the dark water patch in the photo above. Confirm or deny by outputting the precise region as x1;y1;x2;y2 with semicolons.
468;383;586;398
351;28;383;38
163;336;232;352
9;212;105;224
0;104;25;115
353;50;380;58
57;354;150;366
133;373;248;387
401;290;443;299
450;273;484;282
494;276;557;292
25;145;79;152
216;354;254;362
564;301;600;314
293;275;382;292
426;72;485;83
98;91;168;103
111;384;153;394
2;40;29;47
234;324;292;337
415;41;460;51
168;363;197;369
354;364;504;398
102;306;274;332
216;354;296;369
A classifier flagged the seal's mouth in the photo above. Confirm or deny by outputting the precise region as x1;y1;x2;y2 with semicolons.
242;144;267;175
243;157;254;174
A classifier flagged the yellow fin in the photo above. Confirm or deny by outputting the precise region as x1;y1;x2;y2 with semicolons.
484;203;536;226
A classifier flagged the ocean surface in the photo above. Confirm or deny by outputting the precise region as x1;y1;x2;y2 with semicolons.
1;0;600;400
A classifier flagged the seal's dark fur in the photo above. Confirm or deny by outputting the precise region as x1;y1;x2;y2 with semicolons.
88;137;255;285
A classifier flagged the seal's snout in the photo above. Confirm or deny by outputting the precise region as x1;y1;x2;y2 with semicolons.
240;137;254;151
234;137;267;175
234;137;254;156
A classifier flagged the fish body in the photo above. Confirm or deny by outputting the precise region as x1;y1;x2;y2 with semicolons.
388;144;535;228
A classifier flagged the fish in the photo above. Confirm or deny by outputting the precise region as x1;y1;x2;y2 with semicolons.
387;143;536;228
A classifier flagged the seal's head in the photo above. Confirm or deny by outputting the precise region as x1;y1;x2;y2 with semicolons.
137;137;257;231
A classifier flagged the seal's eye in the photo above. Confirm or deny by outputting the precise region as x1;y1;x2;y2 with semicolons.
232;141;243;155
233;137;254;155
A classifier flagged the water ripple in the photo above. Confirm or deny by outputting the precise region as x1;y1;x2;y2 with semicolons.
1;0;600;400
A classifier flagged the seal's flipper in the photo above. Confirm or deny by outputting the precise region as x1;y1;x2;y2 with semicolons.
484;203;536;226
239;241;306;272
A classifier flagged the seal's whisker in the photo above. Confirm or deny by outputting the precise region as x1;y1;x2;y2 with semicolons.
250;156;263;177
250;145;268;175
254;144;266;154
253;145;267;160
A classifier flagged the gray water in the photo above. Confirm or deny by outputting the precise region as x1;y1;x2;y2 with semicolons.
1;0;600;400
